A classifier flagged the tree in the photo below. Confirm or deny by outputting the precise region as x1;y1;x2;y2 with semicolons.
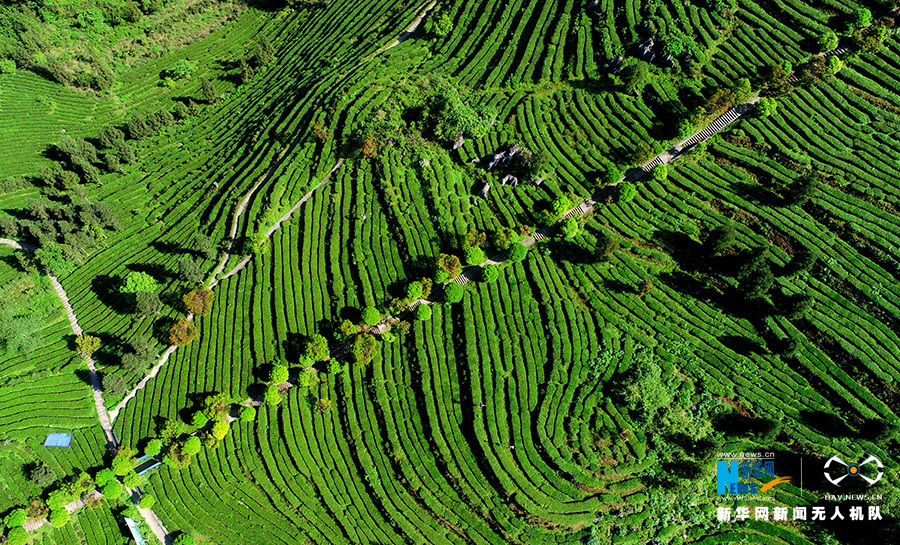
622;63;649;93
852;7;872;29
103;373;127;396
351;333;378;366
194;234;217;261
191;410;209;428
743;263;774;299
29;463;57;487
415;304;432;321
825;56;843;78
264;384;282;406
200;76;218;103
240;406;256;422
594;233;619;262
316;398;333;413
361;307;381;327
785;294;814;319
135;291;162;317
436;253;463;279
791;246;819;275
183;436;202;456
0;59;15;75
211;420;229;440
305;333;330;361
170;318;198;346
406;281;424;301
49;508;70;528
818;30;838;52
174;533;196;545
139;494;156;509
464;246;485;266
112;448;136;475
6;527;27;545
481;265;499;283
599;166;624;187
123;471;144;488
463;228;487;249
508;243;528;263
651;164;668;182
637;278;654;297
170;59;198;80
270;364;289;384
443;282;464;304
94;468;115;487
178;256;204;284
790;174;819;206
756;97;777;117
203;392;231;422
338;319;359;340
360;134;378;158
145;439;162;456
560;217;579;239
5;508;26;528
102;481;124;501
122;271;159;294
677;119;694;140
618;182;637;202
183;286;215;316
704;223;736;256
426;11;452;37
297;368;318;387
542;196;570;225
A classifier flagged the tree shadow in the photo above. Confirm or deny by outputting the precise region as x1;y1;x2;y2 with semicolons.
799;409;854;439
731;180;783;207
603;278;634;294
282;332;303;364
149;240;186;256
91;275;128;314
718;335;765;356
127;262;173;280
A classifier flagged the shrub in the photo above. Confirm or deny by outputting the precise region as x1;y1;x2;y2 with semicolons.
102;481;124;501
183;436;202;456
818;30;838;52
443;283;464;303
4;508;27;528
103;373;127;396
305;333;330;361
75;334;100;356
508;243;527;263
618;182;637;202
123;471;144;489
191;410;209;428
651;164;668;182
182;286;215;316
436;253;463;279
174;532;196;545
351;333;378;366
139;494;156;509
178;256;204;284
49;509;70;528
415;304;432;321
94;468;115;487
756;97;777;117
29;463;57;487
361;307;381;327
145;439;162;456
122;271;159;293
264;385;282;406
315;398;332;413
270;364;289;384
464;246;485;266
406;281;424;301
211;420;229;440
240;406;256;422
852;7;871;29
0;59;16;75
6;527;27;545
560;217;579;239
169;318;198;346
481;265;499;283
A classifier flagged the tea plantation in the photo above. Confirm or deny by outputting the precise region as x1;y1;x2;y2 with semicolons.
1;0;899;543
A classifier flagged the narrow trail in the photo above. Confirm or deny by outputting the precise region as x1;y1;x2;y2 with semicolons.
0;238;118;452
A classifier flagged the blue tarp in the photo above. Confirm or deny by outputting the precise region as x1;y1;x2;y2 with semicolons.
43;433;73;447
124;516;147;545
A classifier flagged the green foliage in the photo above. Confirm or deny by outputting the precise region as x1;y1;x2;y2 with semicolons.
704;222;736;256
174;533;196;545
852;7;872;29
145;439;162;457
29;463;57;487
139;494;156;509
481;265;499;283
102;481;124;501
426;12;453;38
431;85;498;141
361;307;381;327
464;246;485;266
170;59;198;80
599;166;623;186
406;281;424;301
169;318;198;346
75;334;100;356
618;182;637;202
0;59;15;75
264;384;282;406
436;253;463;279
622;62;649;93
122;271;159;293
677;119;694;140
240;406;256;422
178;256;204;284
4;508;26;528
203;392;231;422
134;290;160;316
560;217;579;240
35;243;76;275
351;333;379;366
191;410;209;428
818;31;838;52
49;508;70;527
415;304;432;321
443;282;464;303
305;333;330;361
183;436;202;456
756;97;778;117
651;163;667;182
508;243;528;263
211;420;229;440
270;364;289;384
297;368;318;387
103;373;128;396
123;471;144;488
6;527;26;545
94;468;115;487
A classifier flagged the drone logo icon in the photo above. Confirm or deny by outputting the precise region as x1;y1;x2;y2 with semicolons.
823;455;883;487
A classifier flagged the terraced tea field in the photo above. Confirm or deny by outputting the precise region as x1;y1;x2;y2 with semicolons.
1;0;899;543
